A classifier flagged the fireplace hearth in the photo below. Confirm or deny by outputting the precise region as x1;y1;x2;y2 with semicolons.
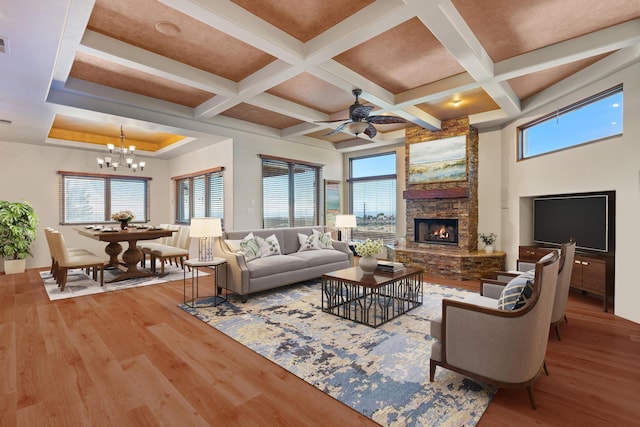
415;218;459;245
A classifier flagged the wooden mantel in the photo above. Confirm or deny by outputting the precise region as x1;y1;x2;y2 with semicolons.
403;187;468;200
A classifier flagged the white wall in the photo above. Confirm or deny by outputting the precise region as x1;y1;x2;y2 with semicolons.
477;129;503;251
0;140;171;271
488;62;640;324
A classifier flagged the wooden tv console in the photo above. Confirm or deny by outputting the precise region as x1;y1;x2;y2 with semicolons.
518;246;614;312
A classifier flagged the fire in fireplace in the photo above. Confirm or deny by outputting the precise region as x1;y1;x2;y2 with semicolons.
415;218;459;245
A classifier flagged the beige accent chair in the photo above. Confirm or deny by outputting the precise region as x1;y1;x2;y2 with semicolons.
48;230;104;291
429;251;560;409
481;239;576;340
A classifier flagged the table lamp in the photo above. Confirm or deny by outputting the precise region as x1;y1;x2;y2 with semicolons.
334;214;357;243
189;217;222;262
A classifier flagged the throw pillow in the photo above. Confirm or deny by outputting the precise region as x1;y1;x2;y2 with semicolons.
298;233;320;251
312;229;333;249
497;274;535;310
256;234;282;257
240;232;261;261
225;239;243;253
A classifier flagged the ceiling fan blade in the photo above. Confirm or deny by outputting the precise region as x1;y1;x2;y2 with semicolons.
323;122;349;136
363;123;377;138
367;115;408;124
314;118;349;123
351;105;374;121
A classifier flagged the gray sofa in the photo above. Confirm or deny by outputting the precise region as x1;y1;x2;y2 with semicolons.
215;226;352;302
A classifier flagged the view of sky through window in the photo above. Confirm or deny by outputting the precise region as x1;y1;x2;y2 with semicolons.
520;88;622;159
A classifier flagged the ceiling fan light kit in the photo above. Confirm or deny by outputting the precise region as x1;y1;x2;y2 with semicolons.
316;89;407;138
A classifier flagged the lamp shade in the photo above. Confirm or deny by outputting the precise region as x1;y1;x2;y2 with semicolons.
335;214;357;228
189;217;222;237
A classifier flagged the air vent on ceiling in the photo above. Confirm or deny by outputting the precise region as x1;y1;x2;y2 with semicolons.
0;37;9;54
0;119;12;125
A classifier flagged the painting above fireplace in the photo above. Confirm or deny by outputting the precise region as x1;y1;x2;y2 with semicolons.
415;218;459;246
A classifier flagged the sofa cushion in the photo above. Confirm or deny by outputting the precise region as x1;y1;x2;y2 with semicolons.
240;232;261;261
256;234;282;257
498;274;534;310
288;248;348;267
297;233;321;251
247;255;306;279
312;229;333;249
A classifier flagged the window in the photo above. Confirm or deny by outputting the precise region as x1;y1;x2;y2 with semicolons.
349;153;397;243
518;85;623;159
261;155;322;228
173;167;224;226
59;172;150;224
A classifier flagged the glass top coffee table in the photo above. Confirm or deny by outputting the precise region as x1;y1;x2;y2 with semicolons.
321;266;423;328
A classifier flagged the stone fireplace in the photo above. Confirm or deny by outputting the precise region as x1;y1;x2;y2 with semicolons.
394;117;505;280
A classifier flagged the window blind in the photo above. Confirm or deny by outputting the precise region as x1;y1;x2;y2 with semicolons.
173;168;224;226
59;172;149;224
262;157;321;228
349;153;397;243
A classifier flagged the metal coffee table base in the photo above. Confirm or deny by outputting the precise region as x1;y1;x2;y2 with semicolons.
322;268;423;328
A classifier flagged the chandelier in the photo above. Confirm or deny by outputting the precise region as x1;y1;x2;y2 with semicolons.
96;126;145;172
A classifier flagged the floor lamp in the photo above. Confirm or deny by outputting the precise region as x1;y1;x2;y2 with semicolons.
190;217;222;262
335;214;357;243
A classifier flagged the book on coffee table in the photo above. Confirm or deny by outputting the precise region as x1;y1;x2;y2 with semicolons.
376;260;404;272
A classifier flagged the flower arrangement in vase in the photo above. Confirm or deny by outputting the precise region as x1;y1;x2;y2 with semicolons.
479;232;497;253
354;238;383;276
111;210;135;230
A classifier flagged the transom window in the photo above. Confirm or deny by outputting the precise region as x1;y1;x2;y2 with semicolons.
173;167;224;226
58;171;150;224
518;85;623;160
349;152;397;243
261;155;322;228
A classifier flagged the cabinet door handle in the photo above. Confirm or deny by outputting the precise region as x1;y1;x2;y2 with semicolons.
574;260;581;264
582;261;589;266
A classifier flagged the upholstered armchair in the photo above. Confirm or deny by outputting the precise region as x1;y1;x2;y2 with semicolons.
481;239;576;340
429;252;560;409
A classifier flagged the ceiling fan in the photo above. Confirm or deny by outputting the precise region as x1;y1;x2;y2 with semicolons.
316;89;408;138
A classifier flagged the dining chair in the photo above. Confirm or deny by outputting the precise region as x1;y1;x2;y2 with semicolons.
49;230;105;291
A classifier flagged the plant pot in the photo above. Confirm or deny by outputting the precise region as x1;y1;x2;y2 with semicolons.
359;255;378;276
4;259;26;274
484;245;494;254
119;220;129;231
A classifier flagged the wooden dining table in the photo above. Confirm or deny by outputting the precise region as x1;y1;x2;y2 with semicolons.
76;227;175;282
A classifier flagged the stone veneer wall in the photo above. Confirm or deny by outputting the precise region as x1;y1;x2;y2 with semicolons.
396;117;504;279
404;117;479;252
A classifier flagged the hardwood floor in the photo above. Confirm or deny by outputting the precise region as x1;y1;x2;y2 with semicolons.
1;269;639;426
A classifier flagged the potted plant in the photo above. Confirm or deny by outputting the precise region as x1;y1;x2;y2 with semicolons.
0;200;39;274
479;232;497;253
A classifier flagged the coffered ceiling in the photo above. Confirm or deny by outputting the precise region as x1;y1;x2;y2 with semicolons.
2;0;639;156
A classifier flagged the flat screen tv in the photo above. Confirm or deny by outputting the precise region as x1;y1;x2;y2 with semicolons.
533;194;609;252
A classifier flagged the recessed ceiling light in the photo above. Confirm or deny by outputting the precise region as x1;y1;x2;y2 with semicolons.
154;21;181;36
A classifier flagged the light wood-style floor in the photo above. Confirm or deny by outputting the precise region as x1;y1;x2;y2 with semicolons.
1;269;639;426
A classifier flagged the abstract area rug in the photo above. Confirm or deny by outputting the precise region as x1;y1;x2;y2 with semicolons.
180;281;495;426
40;264;200;300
